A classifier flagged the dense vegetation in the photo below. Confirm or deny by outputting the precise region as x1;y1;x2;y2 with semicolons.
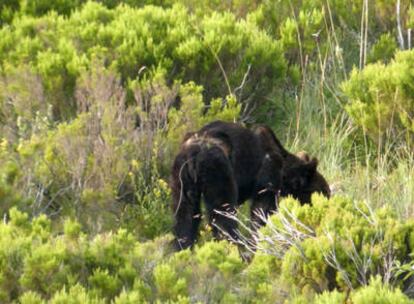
0;0;413;302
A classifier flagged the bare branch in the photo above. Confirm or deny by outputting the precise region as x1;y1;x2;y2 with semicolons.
397;0;405;49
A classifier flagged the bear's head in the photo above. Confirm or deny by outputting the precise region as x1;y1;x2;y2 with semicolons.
281;151;330;204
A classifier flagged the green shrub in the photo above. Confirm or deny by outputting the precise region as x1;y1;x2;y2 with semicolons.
0;210;171;302
2;199;414;302
113;289;147;304
307;276;414;303
351;276;413;304
19;291;45;304
256;195;414;295
367;33;398;64
19;241;70;297
314;289;346;304
154;263;188;301
152;241;246;302
0;0;19;25
88;268;122;299
0;210;246;302
49;284;103;304
343;50;414;143
0;59;242;236
0;2;285;122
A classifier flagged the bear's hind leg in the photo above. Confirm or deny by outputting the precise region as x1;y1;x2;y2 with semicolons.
199;148;239;242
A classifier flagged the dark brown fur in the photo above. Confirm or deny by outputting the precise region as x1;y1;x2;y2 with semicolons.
170;121;330;250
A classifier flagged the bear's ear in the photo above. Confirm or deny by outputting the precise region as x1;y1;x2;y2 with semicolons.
303;157;318;176
297;151;310;162
182;132;196;145
290;157;318;190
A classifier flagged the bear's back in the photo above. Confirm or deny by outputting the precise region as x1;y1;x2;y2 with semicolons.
198;121;265;203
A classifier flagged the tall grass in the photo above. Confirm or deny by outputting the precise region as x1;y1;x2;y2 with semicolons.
284;81;414;217
268;1;414;219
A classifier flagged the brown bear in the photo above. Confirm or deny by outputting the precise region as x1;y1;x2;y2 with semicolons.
170;120;330;250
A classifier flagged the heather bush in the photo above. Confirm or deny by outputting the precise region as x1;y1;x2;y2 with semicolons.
0;0;19;25
0;60;242;237
2;196;414;302
0;2;285;122
314;277;413;304
343;50;414;143
249;195;414;299
0;208;244;302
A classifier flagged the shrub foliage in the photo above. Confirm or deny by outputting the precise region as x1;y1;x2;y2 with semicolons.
2;196;414;302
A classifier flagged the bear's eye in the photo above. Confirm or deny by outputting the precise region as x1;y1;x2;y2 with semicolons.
284;176;296;189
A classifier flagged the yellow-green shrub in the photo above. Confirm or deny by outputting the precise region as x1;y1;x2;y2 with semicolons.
0;2;285;122
343;50;414;142
260;195;414;295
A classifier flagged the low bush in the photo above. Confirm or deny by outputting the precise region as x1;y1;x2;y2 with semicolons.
343;50;414;144
2;195;414;302
0;2;285;122
0;63;241;238
240;194;414;302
